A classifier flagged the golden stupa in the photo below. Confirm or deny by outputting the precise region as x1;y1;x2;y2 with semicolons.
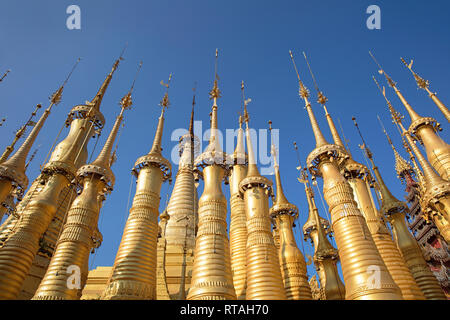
0;46;447;301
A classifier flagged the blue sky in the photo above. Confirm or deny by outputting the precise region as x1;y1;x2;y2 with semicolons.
1;1;449;281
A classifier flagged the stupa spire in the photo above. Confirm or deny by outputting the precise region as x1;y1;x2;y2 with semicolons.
0;58;80;204
400;57;450;122
269;121;288;206
226;82;249;300
102;66;174;301
187;50;236;300
242;82;260;178
370;52;450;180
148;73;171;155
0;104;41;163
291;50;403;300
369;51;421;122
388;103;450;242
32;69;133;299
303;52;345;148
289;50;328;148
295;142;345;300
89;44;126;111
269;124;311;300
237;82;284;300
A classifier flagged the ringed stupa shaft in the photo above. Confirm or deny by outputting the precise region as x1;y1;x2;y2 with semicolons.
269;123;311;300
102;72;172;300
158;92;198;299
33;90;130;300
187;50;236;300
228;110;248;300
238;88;286;300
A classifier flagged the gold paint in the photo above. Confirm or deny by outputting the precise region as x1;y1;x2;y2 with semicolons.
269;123;311;300
228;113;248;300
290;50;402;300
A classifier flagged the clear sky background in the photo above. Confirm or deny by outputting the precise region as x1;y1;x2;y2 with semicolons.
0;0;449;281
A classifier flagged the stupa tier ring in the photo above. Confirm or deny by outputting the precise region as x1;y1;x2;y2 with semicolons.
306;144;348;177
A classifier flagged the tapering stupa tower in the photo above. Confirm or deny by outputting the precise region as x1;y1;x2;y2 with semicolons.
238;86;286;300
302;53;417;299
187;50;236;300
370;52;450;181
0;105;41;164
228;96;248;300
400;58;450;122
0;59;80;221
297;144;345;300
102;73;172;300
0;53;122;299
0;104;41;221
385;97;450;243
32;78;132;300
269;122;311;300
160;89;199;299
290;50;402;300
352;117;425;300
375;119;446;300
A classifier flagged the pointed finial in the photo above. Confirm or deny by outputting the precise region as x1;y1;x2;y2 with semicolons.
369;51;397;88
290;50;329;148
400;57;429;90
159;73;172;114
119;61;143;110
49;57;81;106
189;83;196;136
289;50;310;99
377;116;414;181
241;80;251;124
0;69;11;83
0;103;41;163
89;46;126;110
269;121;296;213
372;75;405;124
352;116;373;160
209;49;221;103
303;52;328;105
25;147;39;170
